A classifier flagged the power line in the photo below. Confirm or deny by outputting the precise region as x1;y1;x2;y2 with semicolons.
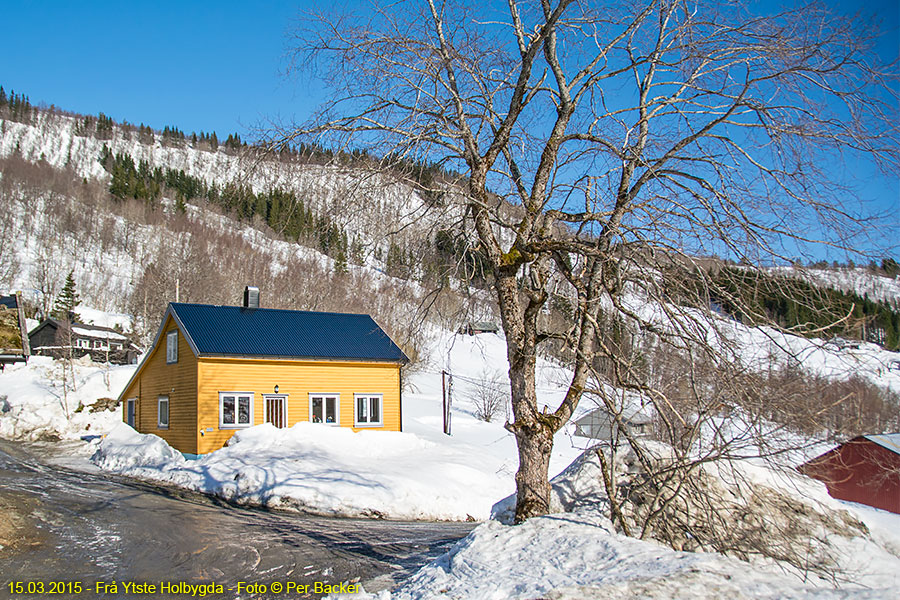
419;367;567;394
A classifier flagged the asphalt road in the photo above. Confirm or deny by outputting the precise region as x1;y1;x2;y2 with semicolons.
0;440;474;599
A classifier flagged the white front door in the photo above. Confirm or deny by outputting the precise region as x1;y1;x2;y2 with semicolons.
263;395;288;428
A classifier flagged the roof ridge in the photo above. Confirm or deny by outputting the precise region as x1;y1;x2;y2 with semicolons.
169;302;373;319
36;318;123;334
71;322;123;332
862;433;900;456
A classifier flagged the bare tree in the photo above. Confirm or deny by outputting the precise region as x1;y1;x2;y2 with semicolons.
471;368;508;422
0;202;20;288
45;318;78;419
33;249;64;320
283;0;898;524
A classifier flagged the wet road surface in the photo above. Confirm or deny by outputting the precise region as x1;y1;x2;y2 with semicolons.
0;440;474;598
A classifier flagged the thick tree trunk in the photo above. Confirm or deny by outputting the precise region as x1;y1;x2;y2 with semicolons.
493;269;556;523
513;421;555;522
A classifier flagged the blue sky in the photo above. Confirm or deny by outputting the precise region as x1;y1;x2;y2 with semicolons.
2;0;897;252
2;0;318;136
3;1;894;137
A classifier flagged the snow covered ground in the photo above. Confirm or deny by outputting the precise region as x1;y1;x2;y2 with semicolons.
3;321;900;598
0;355;133;442
349;446;900;599
350;507;898;600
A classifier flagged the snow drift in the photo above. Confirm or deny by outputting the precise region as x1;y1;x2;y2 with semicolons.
90;421;510;521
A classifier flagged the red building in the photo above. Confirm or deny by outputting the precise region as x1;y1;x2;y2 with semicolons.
799;434;900;514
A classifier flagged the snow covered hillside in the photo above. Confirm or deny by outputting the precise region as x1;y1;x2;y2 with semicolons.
0;112;453;252
1;108;487;358
772;266;900;306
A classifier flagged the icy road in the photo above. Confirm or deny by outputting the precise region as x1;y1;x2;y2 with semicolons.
0;440;473;598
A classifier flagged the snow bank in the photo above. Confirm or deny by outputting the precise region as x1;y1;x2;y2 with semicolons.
352;444;900;599
91;422;185;470
91;421;510;520
350;510;881;600
0;356;134;442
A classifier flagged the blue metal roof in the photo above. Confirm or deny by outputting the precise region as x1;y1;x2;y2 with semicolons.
169;303;408;363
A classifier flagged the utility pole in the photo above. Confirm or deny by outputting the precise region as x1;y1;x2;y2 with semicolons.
442;370;453;436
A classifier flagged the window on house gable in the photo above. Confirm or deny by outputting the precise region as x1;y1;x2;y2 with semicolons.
166;330;178;363
310;394;339;424
158;395;169;429
354;394;383;427
219;392;253;429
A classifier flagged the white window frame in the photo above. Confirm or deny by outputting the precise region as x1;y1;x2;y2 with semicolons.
354;393;384;428
219;391;254;429
157;395;169;429
309;393;340;425
76;338;90;349
166;330;178;364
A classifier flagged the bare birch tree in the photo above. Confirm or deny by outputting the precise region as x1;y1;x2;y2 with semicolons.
281;0;899;522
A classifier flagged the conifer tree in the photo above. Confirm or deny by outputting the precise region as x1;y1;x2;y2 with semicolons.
334;248;349;275
52;271;81;321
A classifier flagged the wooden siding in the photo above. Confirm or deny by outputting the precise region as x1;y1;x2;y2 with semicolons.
800;438;900;514
196;357;401;454
28;323;58;351
119;315;198;454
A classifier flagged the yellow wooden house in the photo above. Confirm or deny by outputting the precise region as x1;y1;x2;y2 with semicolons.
117;289;408;457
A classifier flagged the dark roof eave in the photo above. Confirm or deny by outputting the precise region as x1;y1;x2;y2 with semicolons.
0;354;27;362
196;352;408;364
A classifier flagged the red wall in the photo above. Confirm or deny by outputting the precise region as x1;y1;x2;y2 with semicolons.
801;438;900;514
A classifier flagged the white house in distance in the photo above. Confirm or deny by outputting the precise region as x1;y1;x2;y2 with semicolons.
573;404;654;440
